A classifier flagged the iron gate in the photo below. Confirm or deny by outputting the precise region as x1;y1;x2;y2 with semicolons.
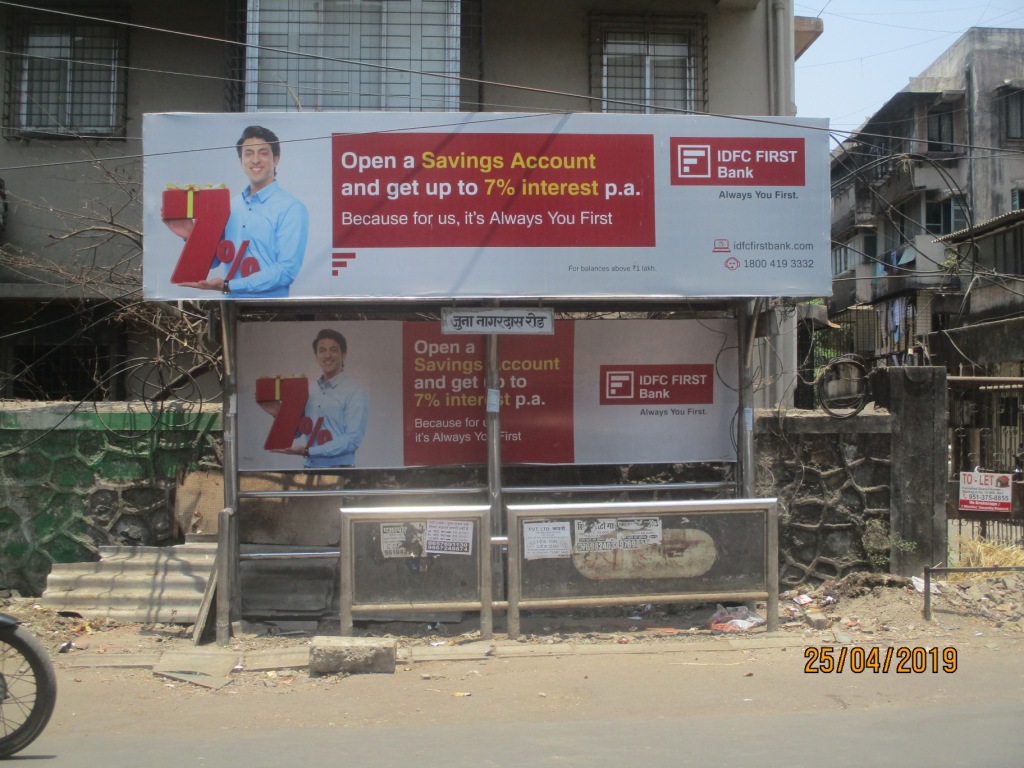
947;377;1024;554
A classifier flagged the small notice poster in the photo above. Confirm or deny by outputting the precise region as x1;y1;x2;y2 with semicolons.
523;521;572;560
959;471;1013;513
424;519;474;555
380;522;426;558
573;517;662;553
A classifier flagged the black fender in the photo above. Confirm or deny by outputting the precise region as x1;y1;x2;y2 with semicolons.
0;612;21;630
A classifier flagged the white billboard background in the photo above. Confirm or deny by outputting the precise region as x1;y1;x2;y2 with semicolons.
143;112;831;301
573;319;737;463
236;321;405;470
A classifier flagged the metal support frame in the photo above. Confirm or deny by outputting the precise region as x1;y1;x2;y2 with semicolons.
216;302;768;637
216;507;235;646
219;305;241;636
737;300;758;498
485;333;504;600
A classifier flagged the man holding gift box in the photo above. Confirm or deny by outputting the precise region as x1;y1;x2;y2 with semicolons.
258;329;369;468
167;125;308;297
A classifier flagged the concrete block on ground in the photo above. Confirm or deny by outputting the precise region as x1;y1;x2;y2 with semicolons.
309;636;397;676
804;609;829;630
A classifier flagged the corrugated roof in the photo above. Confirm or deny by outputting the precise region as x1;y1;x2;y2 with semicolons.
937;209;1024;244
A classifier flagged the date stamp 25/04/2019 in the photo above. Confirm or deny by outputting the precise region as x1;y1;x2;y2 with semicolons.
804;646;957;674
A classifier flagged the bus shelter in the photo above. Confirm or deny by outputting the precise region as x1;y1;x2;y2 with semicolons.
141;111;830;640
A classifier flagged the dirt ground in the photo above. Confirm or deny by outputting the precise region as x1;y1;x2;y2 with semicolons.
3;570;1022;700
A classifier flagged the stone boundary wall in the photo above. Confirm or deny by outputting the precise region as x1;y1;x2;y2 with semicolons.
755;408;894;587
0;403;220;596
2;395;923;598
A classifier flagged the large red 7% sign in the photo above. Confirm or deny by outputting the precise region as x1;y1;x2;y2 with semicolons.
162;186;259;284
256;376;334;451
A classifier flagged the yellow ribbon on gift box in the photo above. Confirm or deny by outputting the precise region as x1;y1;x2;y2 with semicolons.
165;183;227;218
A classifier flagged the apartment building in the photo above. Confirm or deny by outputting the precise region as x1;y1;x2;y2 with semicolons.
0;0;820;399
827;27;1024;367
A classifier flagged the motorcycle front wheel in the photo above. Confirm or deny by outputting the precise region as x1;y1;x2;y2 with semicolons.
0;625;57;759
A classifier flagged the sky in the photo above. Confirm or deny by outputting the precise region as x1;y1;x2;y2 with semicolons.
794;0;1024;137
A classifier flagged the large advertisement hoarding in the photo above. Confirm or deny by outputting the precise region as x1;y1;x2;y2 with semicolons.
235;319;738;470
143;112;831;301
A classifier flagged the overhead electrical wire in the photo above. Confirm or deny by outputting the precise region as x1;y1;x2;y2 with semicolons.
0;0;1021;414
1;0;1021;175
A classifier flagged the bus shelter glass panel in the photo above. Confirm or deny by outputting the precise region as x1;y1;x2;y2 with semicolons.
517;509;768;601
350;518;482;604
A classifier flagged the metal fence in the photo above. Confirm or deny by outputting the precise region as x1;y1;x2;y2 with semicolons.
947;377;1024;556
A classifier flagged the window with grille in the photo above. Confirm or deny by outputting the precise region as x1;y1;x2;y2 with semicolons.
926;106;954;152
240;0;463;112
4;9;128;138
9;344;111;400
862;233;877;265
0;303;123;400
590;15;706;114
1007;90;1024;140
884;197;922;252
925;194;968;236
831;241;854;276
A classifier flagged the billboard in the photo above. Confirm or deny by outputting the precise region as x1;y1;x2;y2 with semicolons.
142;112;831;301
235;319;738;470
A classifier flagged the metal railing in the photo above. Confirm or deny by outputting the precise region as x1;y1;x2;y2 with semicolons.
506;498;779;638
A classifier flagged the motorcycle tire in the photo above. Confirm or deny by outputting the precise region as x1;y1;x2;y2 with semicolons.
0;625;58;759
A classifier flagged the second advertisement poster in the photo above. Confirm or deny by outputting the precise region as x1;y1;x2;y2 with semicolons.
236;319;738;470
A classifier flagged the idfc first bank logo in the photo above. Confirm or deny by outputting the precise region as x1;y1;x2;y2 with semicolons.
600;365;714;405
670;138;805;186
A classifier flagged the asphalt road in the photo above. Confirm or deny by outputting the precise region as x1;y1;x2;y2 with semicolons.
25;701;1024;768
16;636;1024;767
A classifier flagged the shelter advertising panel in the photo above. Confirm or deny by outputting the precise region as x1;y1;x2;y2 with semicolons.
143;112;830;300
235;319;738;470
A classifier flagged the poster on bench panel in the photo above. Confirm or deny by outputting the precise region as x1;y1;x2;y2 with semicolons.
142;111;831;301
235;319;738;470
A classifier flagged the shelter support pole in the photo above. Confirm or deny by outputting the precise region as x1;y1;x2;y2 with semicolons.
485;333;503;627
216;507;235;645
737;300;757;498
220;303;241;628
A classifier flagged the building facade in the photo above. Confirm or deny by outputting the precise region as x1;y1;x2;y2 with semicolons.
0;0;819;401
827;27;1024;368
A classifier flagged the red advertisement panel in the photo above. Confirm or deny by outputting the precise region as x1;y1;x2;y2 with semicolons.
333;133;655;248
403;322;575;465
669;138;805;186
599;364;715;406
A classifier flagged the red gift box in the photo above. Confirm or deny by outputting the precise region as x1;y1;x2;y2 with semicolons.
163;186;232;284
161;186;228;220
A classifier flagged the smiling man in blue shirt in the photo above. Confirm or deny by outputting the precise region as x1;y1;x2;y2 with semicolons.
274;329;369;468
179;125;308;297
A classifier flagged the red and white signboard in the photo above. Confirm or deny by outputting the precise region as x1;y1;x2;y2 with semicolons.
959;471;1013;513
669;138;805;186
143;112;830;301
235;319;738;470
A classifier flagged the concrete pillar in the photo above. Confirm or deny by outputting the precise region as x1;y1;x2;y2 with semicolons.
888;367;948;575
